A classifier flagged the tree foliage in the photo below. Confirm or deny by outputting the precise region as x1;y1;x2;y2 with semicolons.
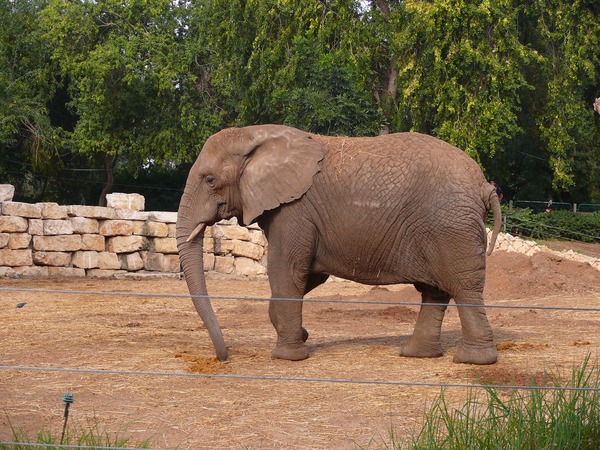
0;0;598;207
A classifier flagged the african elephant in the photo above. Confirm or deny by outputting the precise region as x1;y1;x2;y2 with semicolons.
177;125;502;365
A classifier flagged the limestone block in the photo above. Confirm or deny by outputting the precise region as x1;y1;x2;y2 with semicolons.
107;236;148;253
0;216;28;233
106;192;145;211
232;241;264;261
97;252;121;270
39;202;69;219
213;239;234;255
12;266;49;278
72;251;99;269
48;267;86;278
140;251;164;271
249;229;266;246
67;205;115;219
28;219;43;235
151;237;178;254
81;234;105;251
167;223;176;238
212;223;250;241
99;220;134;236
235;257;267;277
0;249;32;266
133;221;169;237
1;201;41;218
33;251;72;267
113;209;150;220
203;237;215;253
8;233;32;249
86;269;127;278
0;266;15;277
147;211;177;223
0;233;9;248
33;235;82;252
0;184;15;201
203;253;215;271
70;217;99;234
119;252;144;271
163;254;180;272
214;255;234;274
43;219;73;235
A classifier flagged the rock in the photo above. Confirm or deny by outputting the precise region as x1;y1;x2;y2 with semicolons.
147;211;177;223
67;205;115;219
97;252;121;270
33;251;72;267
39;203;69;219
33;235;82;252
232;240;264;260
1;202;42;218
43;220;73;235
0;249;33;266
151;237;178;254
48;267;86;278
0;184;15;201
119;252;144;271
106;193;145;211
107;235;148;253
0;216;28;233
28;219;43;235
81;234;105;251
8;233;32;249
133;221;169;237
70;217;100;234
99;220;134;236
71;251;99;269
214;255;235;274
235;257;267;277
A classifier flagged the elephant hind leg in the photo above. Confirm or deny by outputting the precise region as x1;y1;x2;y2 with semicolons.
401;284;451;359
453;292;497;365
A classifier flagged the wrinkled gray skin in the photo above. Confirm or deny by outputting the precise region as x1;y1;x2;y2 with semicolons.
177;125;502;365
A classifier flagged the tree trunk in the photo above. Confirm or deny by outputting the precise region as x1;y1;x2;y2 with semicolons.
373;0;399;135
98;154;114;206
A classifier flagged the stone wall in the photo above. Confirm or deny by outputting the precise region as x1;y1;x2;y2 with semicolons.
0;187;267;278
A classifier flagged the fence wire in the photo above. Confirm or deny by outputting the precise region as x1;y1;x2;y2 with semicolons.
0;364;597;392
2;287;600;312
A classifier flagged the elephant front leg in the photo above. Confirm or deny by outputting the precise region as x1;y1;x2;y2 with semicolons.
269;299;310;361
401;287;450;359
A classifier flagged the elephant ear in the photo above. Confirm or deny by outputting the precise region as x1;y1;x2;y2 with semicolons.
238;125;324;225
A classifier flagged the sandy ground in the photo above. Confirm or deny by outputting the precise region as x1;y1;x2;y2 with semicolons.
1;246;599;449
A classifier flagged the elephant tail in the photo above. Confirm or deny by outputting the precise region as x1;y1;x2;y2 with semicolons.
485;184;502;256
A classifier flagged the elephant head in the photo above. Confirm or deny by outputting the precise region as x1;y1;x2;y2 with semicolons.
176;125;325;360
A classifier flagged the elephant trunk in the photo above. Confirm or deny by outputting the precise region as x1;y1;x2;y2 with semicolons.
176;204;228;361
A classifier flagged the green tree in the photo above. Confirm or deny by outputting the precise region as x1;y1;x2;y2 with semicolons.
40;0;222;204
0;0;62;195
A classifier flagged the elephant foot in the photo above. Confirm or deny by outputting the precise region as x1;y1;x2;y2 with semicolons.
400;338;443;359
271;343;309;361
453;344;497;365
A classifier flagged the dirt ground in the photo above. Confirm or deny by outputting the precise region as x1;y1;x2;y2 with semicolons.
1;246;600;449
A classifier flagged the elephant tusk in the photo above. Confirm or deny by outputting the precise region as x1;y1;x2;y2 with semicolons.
186;223;206;243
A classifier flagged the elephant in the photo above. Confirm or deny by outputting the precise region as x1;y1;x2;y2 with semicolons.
176;124;502;365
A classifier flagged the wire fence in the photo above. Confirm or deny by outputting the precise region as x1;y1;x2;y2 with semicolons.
2;283;599;448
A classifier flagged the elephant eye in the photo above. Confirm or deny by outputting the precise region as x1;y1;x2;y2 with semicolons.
205;175;217;188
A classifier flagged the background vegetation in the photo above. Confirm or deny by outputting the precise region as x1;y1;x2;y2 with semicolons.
1;0;599;210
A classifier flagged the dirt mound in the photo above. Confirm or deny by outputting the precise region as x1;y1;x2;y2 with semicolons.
485;250;600;301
